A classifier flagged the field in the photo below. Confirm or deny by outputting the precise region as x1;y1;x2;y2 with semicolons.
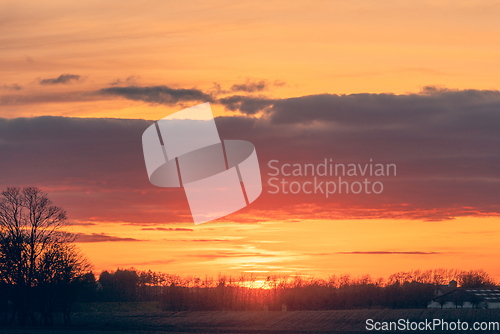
1;304;500;333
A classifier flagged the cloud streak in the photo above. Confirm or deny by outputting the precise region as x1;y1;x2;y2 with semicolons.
230;79;269;93
0;91;96;106
99;85;214;105
40;74;81;85
142;227;193;231
337;251;442;255
75;233;144;243
217;95;275;114
1;84;22;91
188;251;276;259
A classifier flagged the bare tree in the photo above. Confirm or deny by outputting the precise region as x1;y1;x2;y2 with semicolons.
37;242;92;325
0;186;91;326
458;269;496;288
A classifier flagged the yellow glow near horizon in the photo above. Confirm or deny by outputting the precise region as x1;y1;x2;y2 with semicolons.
68;216;500;281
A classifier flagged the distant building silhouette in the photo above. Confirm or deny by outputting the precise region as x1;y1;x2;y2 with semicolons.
428;287;500;309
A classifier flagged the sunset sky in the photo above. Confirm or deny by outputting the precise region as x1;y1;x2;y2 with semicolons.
1;0;500;281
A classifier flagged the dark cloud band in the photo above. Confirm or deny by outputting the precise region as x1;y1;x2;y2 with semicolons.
1;86;499;223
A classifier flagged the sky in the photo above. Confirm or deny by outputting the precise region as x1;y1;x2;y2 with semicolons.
1;0;500;280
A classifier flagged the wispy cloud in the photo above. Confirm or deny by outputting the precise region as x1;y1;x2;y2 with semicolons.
273;79;286;87
161;239;236;242
337;251;442;255
1;84;22;91
74;233;144;243
176;239;235;242
40;74;81;85
0;91;95;106
123;259;175;266
230;79;270;93
109;75;140;86
68;221;97;226
188;251;276;259
217;95;275;114
99;85;214;105
142;227;193;231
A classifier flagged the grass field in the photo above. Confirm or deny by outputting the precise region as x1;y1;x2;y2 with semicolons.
1;305;500;333
73;301;162;313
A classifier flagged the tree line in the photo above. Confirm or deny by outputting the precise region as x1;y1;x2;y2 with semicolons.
91;268;495;312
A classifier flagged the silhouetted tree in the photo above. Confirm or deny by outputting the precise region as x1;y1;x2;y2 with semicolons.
458;269;495;288
98;268;140;302
0;187;91;326
37;242;91;325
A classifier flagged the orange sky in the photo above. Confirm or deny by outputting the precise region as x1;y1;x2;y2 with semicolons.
66;216;500;280
3;0;500;119
1;0;500;281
